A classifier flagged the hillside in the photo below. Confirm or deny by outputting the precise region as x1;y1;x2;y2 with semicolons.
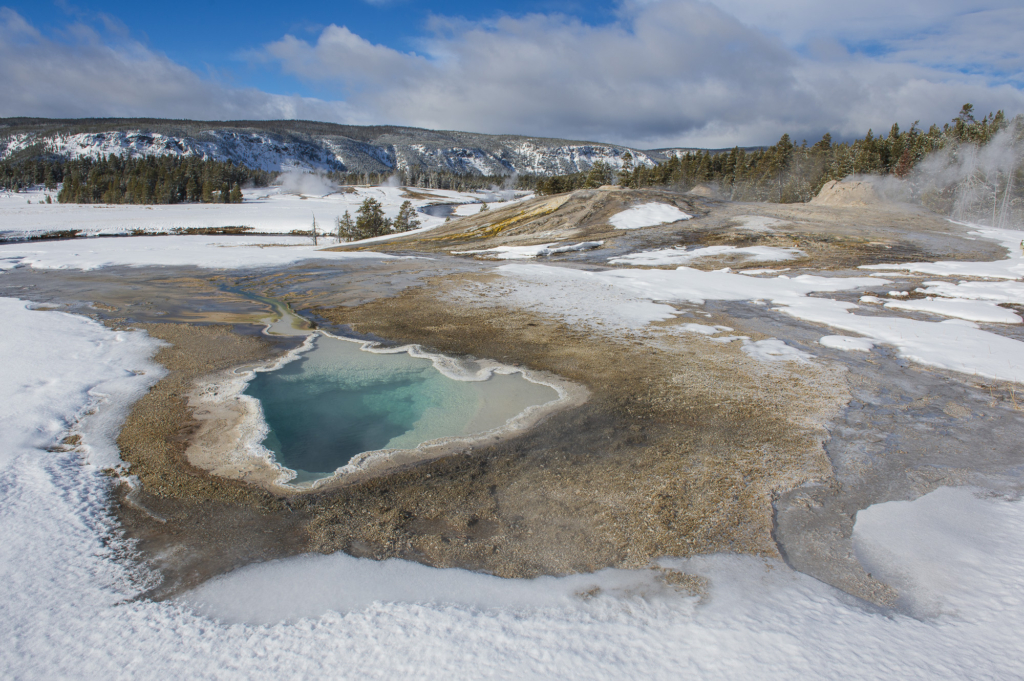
0;117;668;176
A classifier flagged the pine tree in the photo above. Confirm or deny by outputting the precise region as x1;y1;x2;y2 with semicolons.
354;197;392;239
336;211;356;241
618;151;634;186
393;200;421;232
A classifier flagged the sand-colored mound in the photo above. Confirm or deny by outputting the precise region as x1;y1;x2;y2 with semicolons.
810;179;881;206
688;184;719;198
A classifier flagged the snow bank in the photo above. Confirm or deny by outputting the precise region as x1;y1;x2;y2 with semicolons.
854;487;1024;620
609;203;692;230
4;301;1024;678
0;235;402;270
609;245;803;266
453;241;603;260
0;185;477;238
884;298;1021;324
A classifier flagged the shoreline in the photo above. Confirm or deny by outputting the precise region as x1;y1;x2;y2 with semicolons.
185;327;589;494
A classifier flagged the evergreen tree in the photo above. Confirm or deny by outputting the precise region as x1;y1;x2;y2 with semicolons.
336;211;356;240
618;151;634;186
585;161;613;188
353;197;392;239
393;200;421;232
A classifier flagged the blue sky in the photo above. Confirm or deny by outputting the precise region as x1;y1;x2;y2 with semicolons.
1;0;1021;147
8;1;622;97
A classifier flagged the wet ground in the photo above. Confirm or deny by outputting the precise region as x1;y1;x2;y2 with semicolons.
3;190;1022;609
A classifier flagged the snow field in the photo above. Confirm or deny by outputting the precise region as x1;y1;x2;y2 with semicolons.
609;203;692;229
0;302;1021;680
0;235;406;270
3;221;1024;676
0;184;499;238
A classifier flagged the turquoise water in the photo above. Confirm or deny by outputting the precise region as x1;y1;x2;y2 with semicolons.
244;335;558;482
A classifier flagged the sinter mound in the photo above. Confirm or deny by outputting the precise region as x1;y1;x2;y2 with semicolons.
810;179;881;207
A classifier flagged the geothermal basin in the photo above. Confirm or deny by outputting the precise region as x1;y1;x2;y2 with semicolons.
245;333;561;484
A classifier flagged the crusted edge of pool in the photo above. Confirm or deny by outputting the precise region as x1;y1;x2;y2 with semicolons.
183;331;589;494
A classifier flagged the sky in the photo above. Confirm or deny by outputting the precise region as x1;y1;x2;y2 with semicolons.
0;0;1021;148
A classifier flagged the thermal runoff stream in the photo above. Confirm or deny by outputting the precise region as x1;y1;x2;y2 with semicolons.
245;302;559;483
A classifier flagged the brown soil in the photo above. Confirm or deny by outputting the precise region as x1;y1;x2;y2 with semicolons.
302;274;849;579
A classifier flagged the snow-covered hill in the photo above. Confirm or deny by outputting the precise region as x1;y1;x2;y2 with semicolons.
0;119;662;176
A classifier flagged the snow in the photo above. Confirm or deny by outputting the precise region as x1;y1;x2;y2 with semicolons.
675;323;734;335
741;267;790;275
883;298;1022;324
861;225;1024;280
0;235;404;271
609;245;804;266
3;313;1023;681
453;241;603;260
741;339;814;363
819;335;876;352
454;203;485;216
608;203;692;230
915;279;1024;304
490;249;1024;382
853;487;1024;620
0;184;479;238
4;219;1024;675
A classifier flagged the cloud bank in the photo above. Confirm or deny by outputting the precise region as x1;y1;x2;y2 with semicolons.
0;1;1022;148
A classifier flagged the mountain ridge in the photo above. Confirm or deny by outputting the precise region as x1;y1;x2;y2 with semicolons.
0;117;680;177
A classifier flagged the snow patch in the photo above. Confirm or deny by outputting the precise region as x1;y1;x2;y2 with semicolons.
453;241;603;260
609;203;692;230
741;339;814;363
819;335;876;352
0;235;403;270
609;245;803;266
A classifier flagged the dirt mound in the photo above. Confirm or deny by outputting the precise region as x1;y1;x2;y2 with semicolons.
810;180;881;207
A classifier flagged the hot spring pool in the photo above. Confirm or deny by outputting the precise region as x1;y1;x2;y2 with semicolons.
244;334;560;483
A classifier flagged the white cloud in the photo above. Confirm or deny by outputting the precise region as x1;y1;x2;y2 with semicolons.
0;9;359;123
257;1;1024;146
1;1;1022;148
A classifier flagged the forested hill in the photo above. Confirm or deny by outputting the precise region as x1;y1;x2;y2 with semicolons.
0;118;661;177
537;105;1024;228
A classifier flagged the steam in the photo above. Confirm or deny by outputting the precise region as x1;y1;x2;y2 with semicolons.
837;127;1024;230
479;174;520;203
916;128;1023;229
382;175;402;188
274;170;337;196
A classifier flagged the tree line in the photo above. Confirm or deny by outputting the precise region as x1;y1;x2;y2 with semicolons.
325;169;536;193
0;155;274;204
536;105;1023;210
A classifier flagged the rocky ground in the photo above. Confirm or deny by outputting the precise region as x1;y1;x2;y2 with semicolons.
3;186;1020;607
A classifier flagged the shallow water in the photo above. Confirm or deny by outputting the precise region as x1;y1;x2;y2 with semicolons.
244;335;558;482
